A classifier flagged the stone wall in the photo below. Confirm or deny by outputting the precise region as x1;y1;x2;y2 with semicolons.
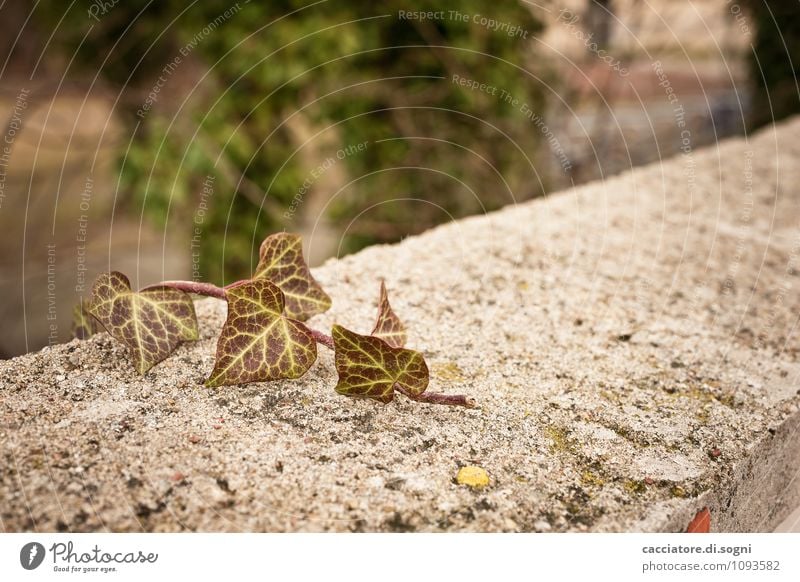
1;117;799;532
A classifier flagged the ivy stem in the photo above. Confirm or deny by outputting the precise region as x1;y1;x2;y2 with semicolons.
395;385;476;408
158;280;336;349
306;327;334;350
158;281;228;299
159;279;253;298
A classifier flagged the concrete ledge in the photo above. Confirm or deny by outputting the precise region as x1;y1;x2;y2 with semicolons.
2;117;800;532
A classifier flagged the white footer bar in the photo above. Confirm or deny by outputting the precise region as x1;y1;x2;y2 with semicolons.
1;533;798;581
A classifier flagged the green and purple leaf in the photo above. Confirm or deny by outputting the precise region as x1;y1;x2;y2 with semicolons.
252;233;331;321
371;280;407;348
88;272;199;374
206;279;317;387
332;324;428;403
71;300;102;340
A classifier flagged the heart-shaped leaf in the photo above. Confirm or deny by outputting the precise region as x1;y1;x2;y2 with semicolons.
253;232;331;321
332;324;428;403
206;279;317;387
88;272;199;374
371;280;407;348
71;300;102;340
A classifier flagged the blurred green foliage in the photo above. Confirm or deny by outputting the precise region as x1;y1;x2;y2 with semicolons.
39;0;544;282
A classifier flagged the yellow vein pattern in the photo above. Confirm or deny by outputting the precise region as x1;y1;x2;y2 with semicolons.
206;279;317;387
71;300;102;340
332;325;428;404
370;281;407;348
88;272;198;374
253;233;331;321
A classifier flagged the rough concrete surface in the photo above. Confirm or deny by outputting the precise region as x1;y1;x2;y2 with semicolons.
3;118;800;533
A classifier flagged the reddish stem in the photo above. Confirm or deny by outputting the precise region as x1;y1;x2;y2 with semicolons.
306;327;334;350
159;280;336;350
157;280;227;299
395;385;476;408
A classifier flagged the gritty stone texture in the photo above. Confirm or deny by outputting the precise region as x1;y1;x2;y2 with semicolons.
3;118;800;533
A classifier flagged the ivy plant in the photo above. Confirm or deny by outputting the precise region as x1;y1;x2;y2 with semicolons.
74;233;473;408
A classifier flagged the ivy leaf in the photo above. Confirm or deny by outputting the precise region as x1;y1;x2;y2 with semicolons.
206;279;317;387
371;280;407;348
332;324;429;403
71;300;102;340
253;232;331;321
88;272;199;374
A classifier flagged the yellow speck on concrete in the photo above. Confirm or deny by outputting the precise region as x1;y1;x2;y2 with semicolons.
457;466;490;489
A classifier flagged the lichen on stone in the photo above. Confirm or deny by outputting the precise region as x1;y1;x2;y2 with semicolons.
457;466;490;489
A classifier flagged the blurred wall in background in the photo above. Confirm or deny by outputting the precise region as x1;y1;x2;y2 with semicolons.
0;84;190;358
1;0;798;357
